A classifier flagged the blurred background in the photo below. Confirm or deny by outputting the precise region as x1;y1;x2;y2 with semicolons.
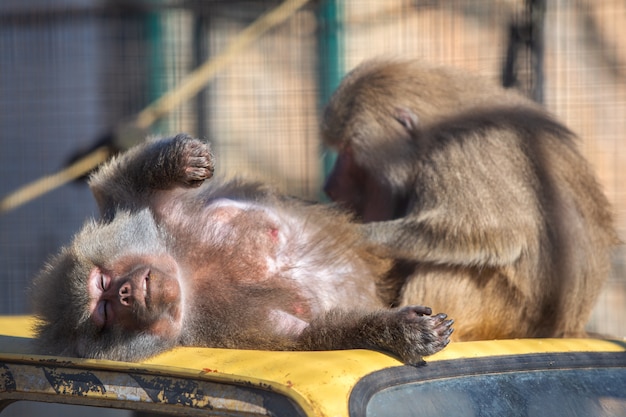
0;0;624;338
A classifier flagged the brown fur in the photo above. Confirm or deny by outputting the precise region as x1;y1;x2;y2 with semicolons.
31;134;452;365
322;58;617;340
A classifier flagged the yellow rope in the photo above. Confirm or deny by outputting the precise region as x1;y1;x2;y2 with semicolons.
135;0;311;129
0;0;310;214
0;147;111;213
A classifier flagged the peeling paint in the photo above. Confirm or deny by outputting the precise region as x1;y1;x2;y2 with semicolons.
0;364;16;393
41;367;106;396
130;374;212;409
0;361;302;415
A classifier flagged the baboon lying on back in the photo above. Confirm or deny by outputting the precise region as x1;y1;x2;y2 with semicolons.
31;134;452;365
322;58;617;340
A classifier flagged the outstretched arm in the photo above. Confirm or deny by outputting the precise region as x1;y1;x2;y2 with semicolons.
360;213;531;268
294;306;453;365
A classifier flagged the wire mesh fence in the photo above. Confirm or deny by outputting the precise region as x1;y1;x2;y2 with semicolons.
1;0;624;337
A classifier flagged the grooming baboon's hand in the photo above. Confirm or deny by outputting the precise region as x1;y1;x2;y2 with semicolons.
172;135;214;187
388;306;453;365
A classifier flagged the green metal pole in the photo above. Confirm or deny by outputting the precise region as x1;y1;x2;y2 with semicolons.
316;0;344;183
146;6;166;133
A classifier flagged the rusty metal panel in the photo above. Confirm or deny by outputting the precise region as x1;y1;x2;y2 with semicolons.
1;361;304;416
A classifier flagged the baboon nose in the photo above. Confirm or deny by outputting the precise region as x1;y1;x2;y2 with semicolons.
119;283;133;306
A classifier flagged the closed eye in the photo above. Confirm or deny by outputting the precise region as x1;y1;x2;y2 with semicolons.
100;273;108;291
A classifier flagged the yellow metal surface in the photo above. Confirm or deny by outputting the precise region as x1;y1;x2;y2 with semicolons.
144;347;403;416
0;315;34;337
427;337;626;360
1;315;625;417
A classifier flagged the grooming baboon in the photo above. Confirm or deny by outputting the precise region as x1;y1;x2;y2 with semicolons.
31;134;452;365
321;58;617;340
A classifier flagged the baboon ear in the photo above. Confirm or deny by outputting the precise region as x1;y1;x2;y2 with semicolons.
394;107;419;132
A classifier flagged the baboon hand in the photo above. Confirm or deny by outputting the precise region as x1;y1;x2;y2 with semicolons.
390;306;453;365
174;136;214;187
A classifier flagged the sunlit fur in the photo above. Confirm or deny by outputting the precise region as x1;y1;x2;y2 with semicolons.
322;58;617;340
31;134;453;364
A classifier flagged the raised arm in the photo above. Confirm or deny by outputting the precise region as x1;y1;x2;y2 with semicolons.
88;134;214;219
